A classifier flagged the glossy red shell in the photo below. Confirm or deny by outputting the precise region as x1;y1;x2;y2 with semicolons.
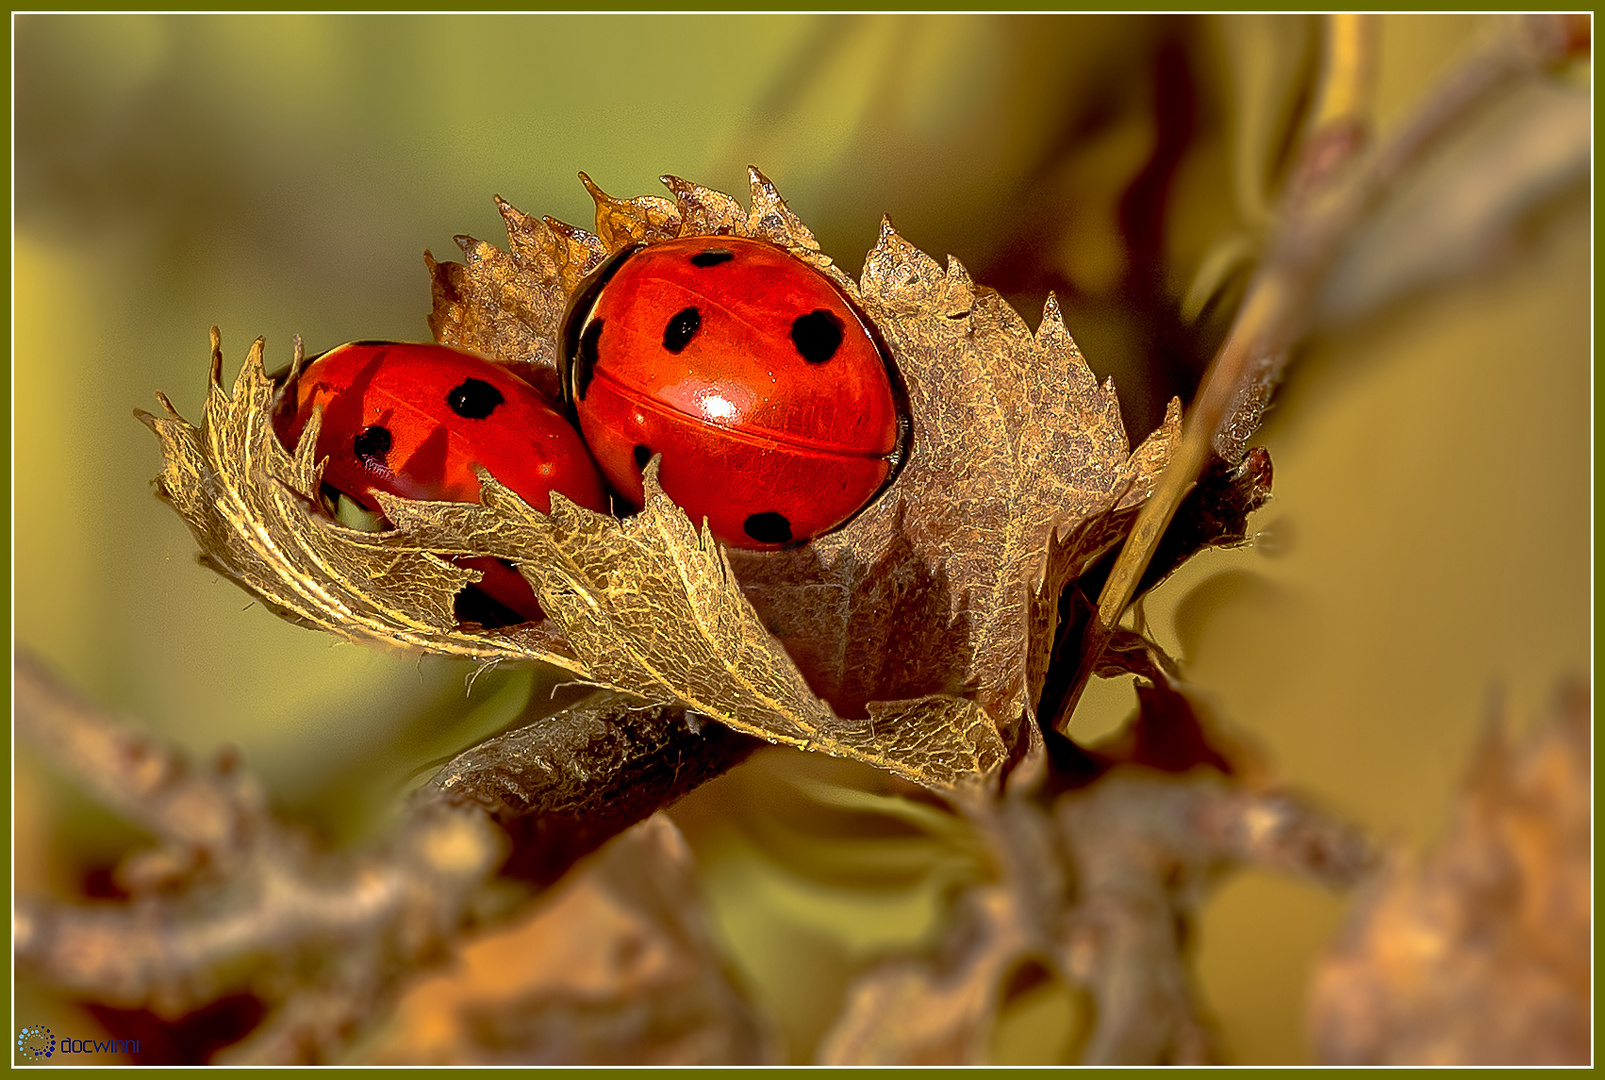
275;341;607;625
563;237;907;549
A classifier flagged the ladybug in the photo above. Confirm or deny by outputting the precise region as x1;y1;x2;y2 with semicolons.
560;236;910;549
274;341;608;627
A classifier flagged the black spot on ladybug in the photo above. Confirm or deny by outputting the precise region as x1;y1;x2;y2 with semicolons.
573;319;603;401
662;307;701;354
790;310;845;364
633;444;652;470
353;424;392;462
447;378;504;420
690;248;734;268
744;511;793;545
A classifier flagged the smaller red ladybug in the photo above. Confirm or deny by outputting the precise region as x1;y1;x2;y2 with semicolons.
274;341;608;627
560;236;910;549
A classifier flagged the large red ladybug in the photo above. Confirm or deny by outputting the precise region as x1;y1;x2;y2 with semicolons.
560;236;910;549
274;341;608;627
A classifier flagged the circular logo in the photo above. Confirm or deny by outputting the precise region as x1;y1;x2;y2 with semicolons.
17;1025;55;1059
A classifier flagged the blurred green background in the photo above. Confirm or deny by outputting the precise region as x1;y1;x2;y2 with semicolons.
13;13;1589;1065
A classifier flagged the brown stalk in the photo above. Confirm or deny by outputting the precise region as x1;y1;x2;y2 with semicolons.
1053;13;1579;736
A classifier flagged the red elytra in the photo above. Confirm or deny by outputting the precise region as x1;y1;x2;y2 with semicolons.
274;341;608;626
561;236;910;549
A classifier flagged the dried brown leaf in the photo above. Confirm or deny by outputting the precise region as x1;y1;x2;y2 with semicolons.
426;197;609;378
137;330;582;669
1309;681;1591;1065
143;331;999;789
428;170;1179;745
731;224;1180;737
374;464;1005;791
150;170;1176;793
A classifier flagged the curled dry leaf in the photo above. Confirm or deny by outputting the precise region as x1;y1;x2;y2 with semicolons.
731;224;1180;737
431;168;1179;732
137;330;582;670
373;465;1005;790
146;171;1181;791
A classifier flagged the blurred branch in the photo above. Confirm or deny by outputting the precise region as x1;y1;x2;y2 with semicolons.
1315;71;1588;326
15;769;506;1037
15;649;758;1063
1055;13;1588;737
1058;772;1372;1065
1308;15;1378;130
15;652;267;860
820;758;1375;1065
823;653;1373;1065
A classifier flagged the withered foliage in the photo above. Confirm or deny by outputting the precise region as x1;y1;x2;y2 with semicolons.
1309;683;1592;1066
140;170;1178;791
138;334;581;669
21;15;1591;1065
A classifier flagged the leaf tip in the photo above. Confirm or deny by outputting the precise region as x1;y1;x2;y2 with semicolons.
290;405;327;490
143;389;183;424
544;486;576;517
246;337;268;381
1042;290;1064;325
496;198;536;234
639;451;665;491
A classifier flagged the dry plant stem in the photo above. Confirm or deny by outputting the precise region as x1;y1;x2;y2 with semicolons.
1055;14;1571;736
1061;774;1374;1064
819;765;1375;1065
14;652;266;857
420;689;760;886
1308;14;1378;137
14;650;753;1063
